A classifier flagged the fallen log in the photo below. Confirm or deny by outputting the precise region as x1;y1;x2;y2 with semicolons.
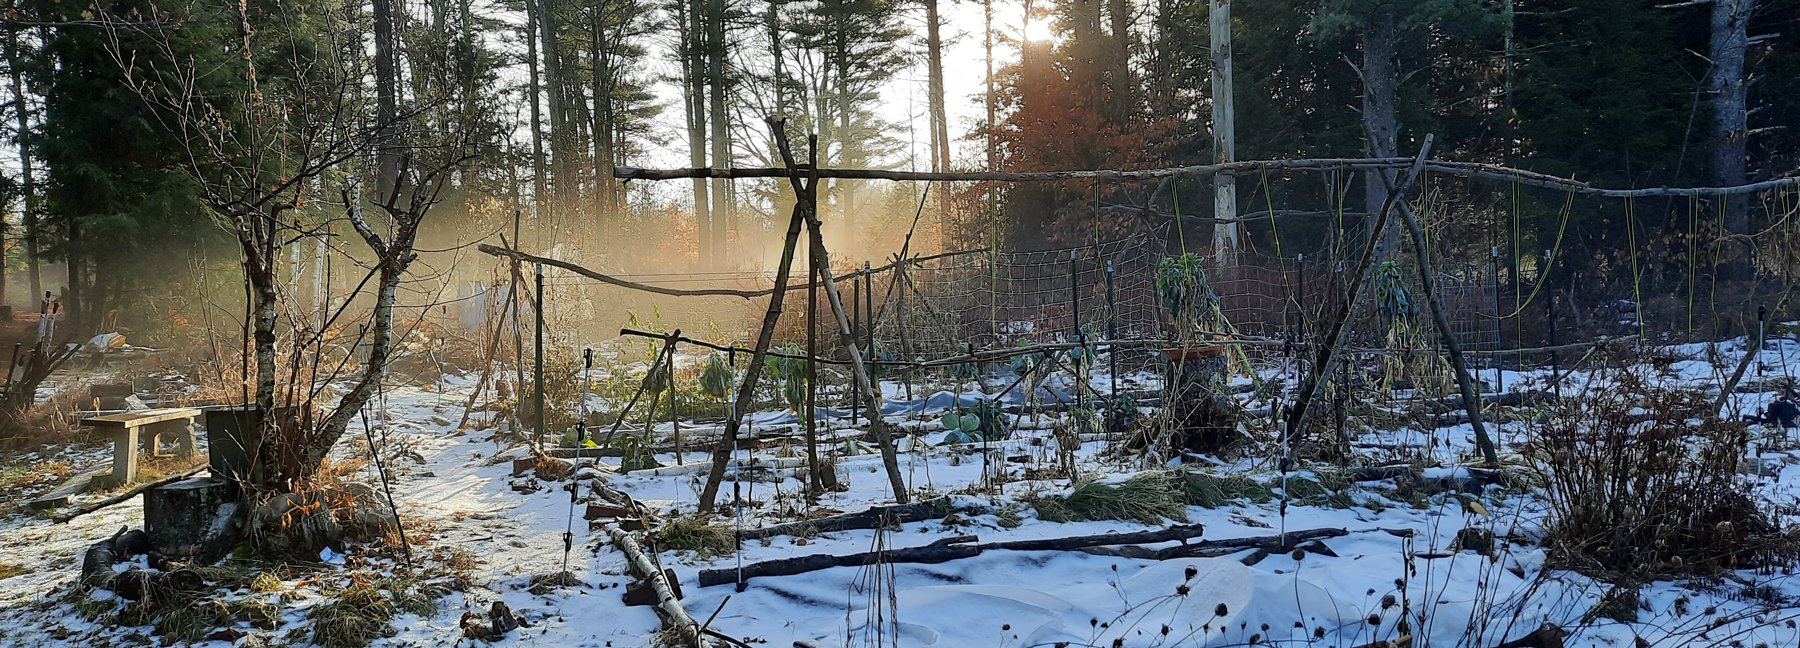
54;465;207;524
983;523;1205;552
707;525;1209;588
703;525;1405;587
610;527;713;647
1153;527;1352;559
736;502;948;541
1346;465;1512;492
698;535;980;588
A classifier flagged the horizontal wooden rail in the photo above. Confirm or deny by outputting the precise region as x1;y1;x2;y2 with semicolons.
614;158;1800;198
476;244;987;299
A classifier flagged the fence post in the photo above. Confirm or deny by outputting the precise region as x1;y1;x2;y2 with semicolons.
865;260;874;385
1106;259;1117;402
851;265;861;426
534;262;545;449
1546;250;1558;398
1491;246;1503;395
1071;250;1083;414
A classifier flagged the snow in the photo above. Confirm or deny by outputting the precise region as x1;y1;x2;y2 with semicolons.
0;335;1798;648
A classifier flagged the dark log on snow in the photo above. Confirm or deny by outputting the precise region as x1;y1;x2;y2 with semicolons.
983;523;1206;552
699;534;980;587
703;524;1402;587
1346;465;1512;492
736;502;947;541
1154;527;1357;559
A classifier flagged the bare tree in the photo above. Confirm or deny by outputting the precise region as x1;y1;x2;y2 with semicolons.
101;0;471;489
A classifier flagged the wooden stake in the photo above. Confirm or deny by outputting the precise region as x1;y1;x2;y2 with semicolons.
696;118;812;514
773;128;911;505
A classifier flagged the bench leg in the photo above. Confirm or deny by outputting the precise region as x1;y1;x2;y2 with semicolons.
108;429;140;485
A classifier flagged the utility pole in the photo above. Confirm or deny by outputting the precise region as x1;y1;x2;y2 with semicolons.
1209;0;1238;266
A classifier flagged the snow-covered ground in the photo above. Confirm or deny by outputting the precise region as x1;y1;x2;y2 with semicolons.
2;333;1799;648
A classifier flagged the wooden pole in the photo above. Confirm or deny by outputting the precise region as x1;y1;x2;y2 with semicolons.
774;129;910;505
695;119;813;514
806;251;826;493
476;244;987;299
1286;136;1434;451
611;160;1800;199
1388;197;1500;465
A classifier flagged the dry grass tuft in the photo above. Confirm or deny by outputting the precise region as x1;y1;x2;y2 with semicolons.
1033;472;1188;524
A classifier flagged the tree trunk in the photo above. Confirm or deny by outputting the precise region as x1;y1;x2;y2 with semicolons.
683;0;711;267
540;0;565;216
526;0;547;212
373;0;399;199
707;0;731;264
1108;0;1132;118
926;0;949;177
8;30;39;303
590;9;616;228
1360;13;1400;255
1709;0;1754;280
1209;0;1237;265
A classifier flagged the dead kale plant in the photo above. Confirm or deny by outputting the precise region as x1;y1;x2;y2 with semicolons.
1525;366;1796;578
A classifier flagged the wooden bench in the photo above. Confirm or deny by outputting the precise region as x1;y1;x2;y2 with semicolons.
82;408;202;487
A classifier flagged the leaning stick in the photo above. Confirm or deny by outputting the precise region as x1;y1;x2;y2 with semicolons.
54;465;206;524
1287;136;1435;451
695;118;812;514
775;128;910;505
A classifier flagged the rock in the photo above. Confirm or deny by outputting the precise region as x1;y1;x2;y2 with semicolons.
1494;623;1566;648
250;492;343;559
1452;527;1495;556
144;477;244;562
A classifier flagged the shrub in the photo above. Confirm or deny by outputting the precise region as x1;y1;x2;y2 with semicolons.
1527;367;1796;578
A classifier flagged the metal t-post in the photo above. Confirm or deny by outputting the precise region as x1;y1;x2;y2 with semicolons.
1071;250;1083;413
534;262;545;448
1106;259;1117;402
1545;250;1558;398
1491;246;1503;394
